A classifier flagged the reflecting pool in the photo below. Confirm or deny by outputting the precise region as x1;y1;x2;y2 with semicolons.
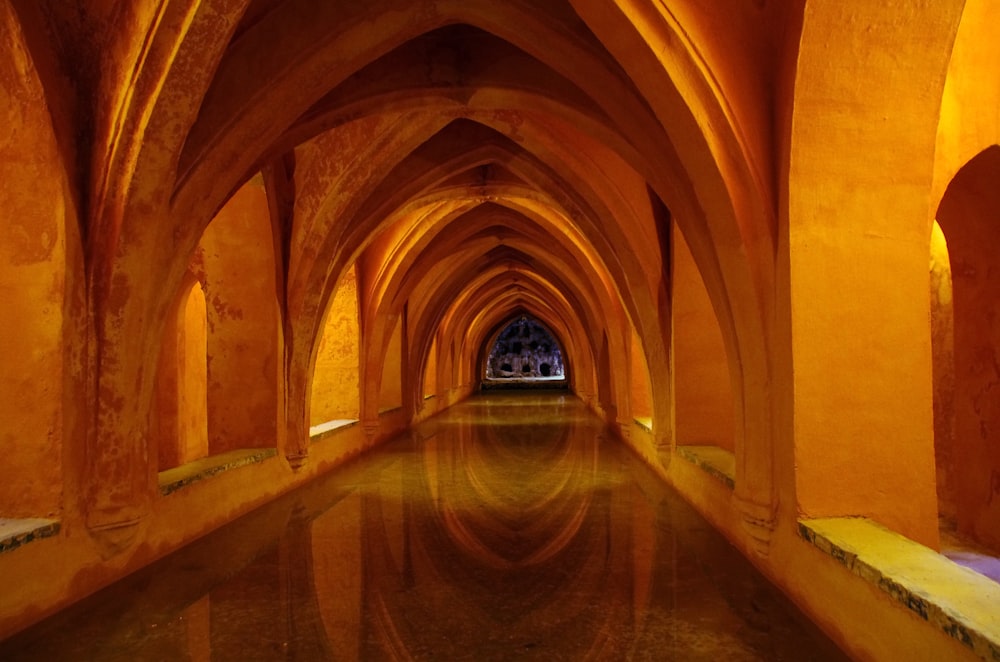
1;393;848;661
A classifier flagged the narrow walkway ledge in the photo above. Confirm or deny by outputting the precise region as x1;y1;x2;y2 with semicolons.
309;418;358;442
0;518;60;555
676;445;735;489
799;517;1000;661
158;448;277;496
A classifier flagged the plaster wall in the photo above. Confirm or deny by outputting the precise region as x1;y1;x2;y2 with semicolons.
310;266;361;425
629;325;653;420
197;181;279;453
0;3;68;519
177;283;209;466
379;317;403;412
671;224;734;451
424;338;438;398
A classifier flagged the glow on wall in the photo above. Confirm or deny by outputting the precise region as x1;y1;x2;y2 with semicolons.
485;317;565;380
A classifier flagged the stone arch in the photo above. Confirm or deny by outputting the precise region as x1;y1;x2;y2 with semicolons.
561;2;789;551
784;1;965;546
409;265;597;405
82;2;249;536
301;113;638;445
930;0;1000;215
160;6;749;479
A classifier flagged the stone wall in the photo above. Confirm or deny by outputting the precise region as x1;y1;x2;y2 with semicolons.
486;318;565;379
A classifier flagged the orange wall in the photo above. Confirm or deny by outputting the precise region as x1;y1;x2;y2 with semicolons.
0;5;69;519
424;337;438;398
379;317;403;412
197;179;280;452
155;278;209;470
310;266;361;425
180;285;210;465
629;326;653;420
0;214;66;516
671;224;734;451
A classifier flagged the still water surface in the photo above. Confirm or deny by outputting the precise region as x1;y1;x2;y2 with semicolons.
2;393;848;661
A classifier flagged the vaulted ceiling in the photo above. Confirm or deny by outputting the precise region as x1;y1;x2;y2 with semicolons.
13;0;795;488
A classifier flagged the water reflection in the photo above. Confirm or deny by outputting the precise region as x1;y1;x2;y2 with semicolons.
1;393;848;661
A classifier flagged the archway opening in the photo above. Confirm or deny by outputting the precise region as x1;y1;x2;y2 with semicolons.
482;316;568;390
934;145;1000;557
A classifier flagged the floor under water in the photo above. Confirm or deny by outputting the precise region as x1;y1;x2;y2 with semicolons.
1;393;849;661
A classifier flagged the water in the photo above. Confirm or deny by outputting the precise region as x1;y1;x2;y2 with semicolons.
1;393;848;661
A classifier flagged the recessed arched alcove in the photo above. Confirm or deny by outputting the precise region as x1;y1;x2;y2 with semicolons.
309;264;361;430
151;175;282;491
155;273;209;471
933;145;1000;554
482;316;568;390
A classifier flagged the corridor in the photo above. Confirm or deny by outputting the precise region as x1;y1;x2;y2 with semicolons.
0;394;846;661
4;2;1000;658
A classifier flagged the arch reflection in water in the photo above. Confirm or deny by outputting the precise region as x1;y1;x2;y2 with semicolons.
1;394;847;661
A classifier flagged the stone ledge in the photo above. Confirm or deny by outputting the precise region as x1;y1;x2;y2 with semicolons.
676;445;736;489
799;517;1000;661
309;418;358;441
633;417;653;433
0;518;60;555
158;448;278;496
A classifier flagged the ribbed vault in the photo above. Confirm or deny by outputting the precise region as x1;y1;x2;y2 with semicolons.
16;0;786;553
8;1;1000;656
